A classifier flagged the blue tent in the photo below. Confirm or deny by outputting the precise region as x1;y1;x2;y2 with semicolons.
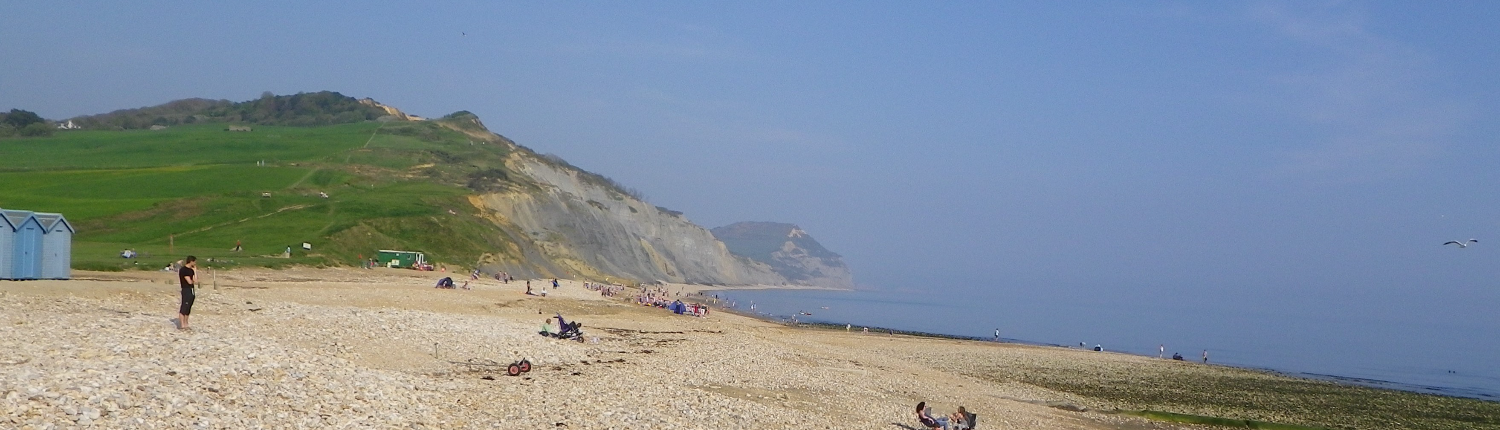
670;300;687;314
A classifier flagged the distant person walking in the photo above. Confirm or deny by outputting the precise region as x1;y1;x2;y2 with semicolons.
994;328;1001;342
1159;344;1165;359
177;256;198;330
1202;350;1209;364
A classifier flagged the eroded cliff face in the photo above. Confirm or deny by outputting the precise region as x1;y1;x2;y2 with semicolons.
711;222;855;289
468;153;786;285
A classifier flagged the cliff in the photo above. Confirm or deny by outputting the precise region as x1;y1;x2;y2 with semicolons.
711;222;855;289
467;152;787;285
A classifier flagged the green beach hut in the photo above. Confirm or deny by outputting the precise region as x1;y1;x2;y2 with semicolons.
377;250;426;268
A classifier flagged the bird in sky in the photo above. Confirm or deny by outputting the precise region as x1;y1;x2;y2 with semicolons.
1443;239;1478;248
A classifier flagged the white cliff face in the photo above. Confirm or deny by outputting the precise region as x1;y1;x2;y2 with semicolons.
469;153;785;285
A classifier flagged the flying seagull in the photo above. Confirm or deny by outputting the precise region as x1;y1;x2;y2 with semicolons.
1443;239;1478;248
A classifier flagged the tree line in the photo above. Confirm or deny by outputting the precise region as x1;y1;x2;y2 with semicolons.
67;91;390;130
0;109;53;138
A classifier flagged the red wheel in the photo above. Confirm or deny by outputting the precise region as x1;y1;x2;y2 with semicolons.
518;359;532;373
507;363;522;376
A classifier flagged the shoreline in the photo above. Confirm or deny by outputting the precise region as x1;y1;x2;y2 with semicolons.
698;286;1500;403
2;268;1494;429
50;269;1500;401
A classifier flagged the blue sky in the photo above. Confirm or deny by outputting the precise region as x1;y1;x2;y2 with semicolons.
4;1;1499;341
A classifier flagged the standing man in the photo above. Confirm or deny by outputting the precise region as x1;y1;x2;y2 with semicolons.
1202;350;1209;364
1159;344;1165;359
178;256;198;330
995;328;1001;342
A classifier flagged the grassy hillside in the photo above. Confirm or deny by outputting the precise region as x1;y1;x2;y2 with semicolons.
0;116;528;272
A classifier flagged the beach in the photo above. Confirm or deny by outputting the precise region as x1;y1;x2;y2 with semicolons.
2;268;1494;429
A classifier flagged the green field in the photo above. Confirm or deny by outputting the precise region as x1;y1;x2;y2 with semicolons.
0;118;524;271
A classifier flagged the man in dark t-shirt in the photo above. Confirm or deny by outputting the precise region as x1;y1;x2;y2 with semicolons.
178;256;198;330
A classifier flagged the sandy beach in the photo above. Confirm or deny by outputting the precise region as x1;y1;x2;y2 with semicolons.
1;268;1494;429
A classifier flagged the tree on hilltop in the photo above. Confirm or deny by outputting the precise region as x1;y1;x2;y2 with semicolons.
3;109;44;129
0;109;53;137
68;91;387;130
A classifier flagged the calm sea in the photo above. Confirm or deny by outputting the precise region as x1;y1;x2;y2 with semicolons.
709;288;1500;401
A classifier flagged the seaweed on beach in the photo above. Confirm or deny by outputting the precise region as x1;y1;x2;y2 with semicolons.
960;355;1500;430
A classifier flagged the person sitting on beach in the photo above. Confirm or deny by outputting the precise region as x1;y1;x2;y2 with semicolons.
949;406;975;430
540;319;552;336
915;402;945;430
1172;352;1184;361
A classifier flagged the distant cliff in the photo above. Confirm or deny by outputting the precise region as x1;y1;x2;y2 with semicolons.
711;222;855;289
467;152;787;285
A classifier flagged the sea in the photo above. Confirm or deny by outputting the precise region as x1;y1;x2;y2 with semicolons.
708;288;1500;401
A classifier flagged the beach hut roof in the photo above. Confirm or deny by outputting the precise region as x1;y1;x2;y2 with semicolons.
0;208;37;231
32;212;73;233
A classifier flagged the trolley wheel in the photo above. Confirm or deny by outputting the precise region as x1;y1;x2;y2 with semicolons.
518;359;532;373
507;363;522;376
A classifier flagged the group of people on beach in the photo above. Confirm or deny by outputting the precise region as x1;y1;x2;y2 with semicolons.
1158;344;1209;363
634;286;678;307
584;281;624;297
434;277;471;290
916;402;974;430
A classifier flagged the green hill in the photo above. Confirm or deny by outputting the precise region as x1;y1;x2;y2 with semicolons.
0;92;850;287
0;94;542;272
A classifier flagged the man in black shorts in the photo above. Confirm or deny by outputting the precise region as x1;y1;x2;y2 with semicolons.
178;256;198;330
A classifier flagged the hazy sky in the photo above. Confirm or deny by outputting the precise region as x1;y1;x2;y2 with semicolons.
4;2;1499;334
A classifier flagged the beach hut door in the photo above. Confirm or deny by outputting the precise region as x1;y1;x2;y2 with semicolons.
14;220;42;279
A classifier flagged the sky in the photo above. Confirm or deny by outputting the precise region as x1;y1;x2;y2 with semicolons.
4;2;1500;364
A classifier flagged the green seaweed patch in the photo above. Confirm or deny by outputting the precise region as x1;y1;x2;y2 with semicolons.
1122;410;1330;429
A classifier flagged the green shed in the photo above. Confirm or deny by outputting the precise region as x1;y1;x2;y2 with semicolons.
377;249;425;268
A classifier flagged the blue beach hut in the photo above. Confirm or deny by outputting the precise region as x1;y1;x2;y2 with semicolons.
0;208;71;280
6;211;44;280
0;209;20;279
35;212;73;280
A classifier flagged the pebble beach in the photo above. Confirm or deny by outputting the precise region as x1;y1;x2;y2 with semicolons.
2;268;1494;429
